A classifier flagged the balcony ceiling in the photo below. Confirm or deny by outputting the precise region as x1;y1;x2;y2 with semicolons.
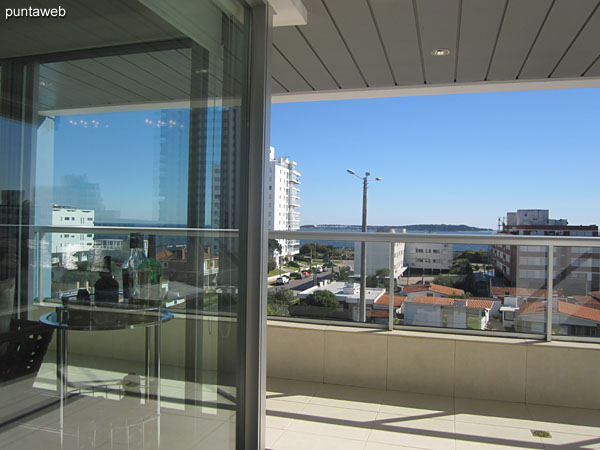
2;0;599;113
272;0;600;101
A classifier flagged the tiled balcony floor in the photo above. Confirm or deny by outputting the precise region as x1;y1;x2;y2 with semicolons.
266;378;600;450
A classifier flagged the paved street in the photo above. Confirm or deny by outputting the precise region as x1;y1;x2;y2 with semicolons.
269;269;333;292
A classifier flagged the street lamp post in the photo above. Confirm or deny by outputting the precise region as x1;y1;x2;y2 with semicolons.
347;169;382;322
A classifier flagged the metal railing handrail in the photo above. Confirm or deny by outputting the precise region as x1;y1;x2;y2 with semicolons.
269;230;600;247
10;225;599;247
21;225;239;238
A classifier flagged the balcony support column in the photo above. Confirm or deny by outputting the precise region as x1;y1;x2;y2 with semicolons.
388;242;395;331
239;3;272;449
546;244;554;342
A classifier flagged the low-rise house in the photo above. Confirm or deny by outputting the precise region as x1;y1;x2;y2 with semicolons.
403;295;494;330
491;286;550;300
297;281;385;321
515;299;600;336
368;294;405;324
400;282;464;300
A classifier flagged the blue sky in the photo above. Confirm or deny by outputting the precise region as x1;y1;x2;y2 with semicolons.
271;88;600;229
51;88;599;229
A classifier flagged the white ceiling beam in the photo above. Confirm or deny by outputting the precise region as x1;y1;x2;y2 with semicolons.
269;0;307;27
271;77;600;103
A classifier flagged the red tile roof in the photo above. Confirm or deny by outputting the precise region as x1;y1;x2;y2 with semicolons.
374;294;405;307
517;300;600;323
466;299;498;309
401;283;464;296
408;296;494;309
573;296;600;310
517;301;546;315
558;302;600;323
491;287;550;297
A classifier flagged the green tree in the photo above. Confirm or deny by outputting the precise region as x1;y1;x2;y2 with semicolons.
450;258;473;275
375;268;389;278
366;275;379;288
300;243;316;255
334;266;351;282
268;239;282;255
267;288;297;316
456;250;487;264
302;290;339;308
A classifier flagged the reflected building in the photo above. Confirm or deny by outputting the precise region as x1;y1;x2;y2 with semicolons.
157;109;189;226
54;174;119;222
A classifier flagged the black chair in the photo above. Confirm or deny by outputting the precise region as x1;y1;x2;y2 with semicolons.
0;319;54;385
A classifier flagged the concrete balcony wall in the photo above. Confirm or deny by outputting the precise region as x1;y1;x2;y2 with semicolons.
34;304;600;410
267;320;600;410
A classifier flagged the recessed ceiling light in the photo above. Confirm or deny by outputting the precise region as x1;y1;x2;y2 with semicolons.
431;48;451;56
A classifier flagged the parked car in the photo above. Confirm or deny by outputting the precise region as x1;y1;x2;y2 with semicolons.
275;276;290;285
289;272;302;280
315;265;323;273
302;271;310;278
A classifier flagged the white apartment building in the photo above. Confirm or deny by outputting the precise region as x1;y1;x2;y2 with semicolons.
404;242;454;272
267;146;300;263
354;229;406;278
51;205;95;253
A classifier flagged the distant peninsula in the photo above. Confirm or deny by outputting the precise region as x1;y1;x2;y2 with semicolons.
300;224;493;232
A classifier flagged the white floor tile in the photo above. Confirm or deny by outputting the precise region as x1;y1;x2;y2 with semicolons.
454;397;536;429
528;404;600;437
370;412;455;450
286;403;376;441
379;391;454;421
538;431;600;449
455;421;544;449
310;383;385;412
270;430;367;450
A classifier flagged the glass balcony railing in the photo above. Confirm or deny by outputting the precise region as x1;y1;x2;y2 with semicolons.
267;230;600;343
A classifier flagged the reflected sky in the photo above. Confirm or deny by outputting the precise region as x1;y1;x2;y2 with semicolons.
53;109;189;224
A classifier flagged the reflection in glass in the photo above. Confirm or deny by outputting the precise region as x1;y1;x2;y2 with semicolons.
1;1;250;448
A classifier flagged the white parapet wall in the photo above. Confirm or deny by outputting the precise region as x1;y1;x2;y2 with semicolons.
267;320;600;410
35;304;600;410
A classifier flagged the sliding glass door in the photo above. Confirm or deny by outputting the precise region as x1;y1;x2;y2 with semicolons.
0;1;264;448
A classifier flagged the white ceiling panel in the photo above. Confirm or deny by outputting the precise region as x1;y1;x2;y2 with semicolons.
148;49;192;79
273;27;338;90
272;48;313;91
323;0;394;87
553;5;600;78
295;0;365;89
39;66;122;109
519;0;598;79
369;0;424;85
416;0;460;84
456;0;506;82
43;61;148;104
71;58;171;102
585;57;600;76
487;0;553;80
272;78;288;93
121;53;190;96
103;55;186;99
